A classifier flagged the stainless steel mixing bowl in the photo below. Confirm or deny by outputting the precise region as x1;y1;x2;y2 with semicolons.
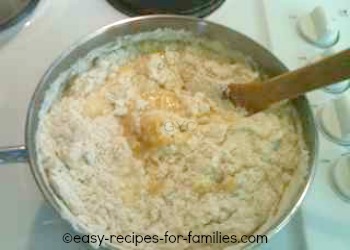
0;15;318;249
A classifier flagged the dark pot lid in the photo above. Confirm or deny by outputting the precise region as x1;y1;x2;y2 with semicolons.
106;0;226;18
0;0;40;31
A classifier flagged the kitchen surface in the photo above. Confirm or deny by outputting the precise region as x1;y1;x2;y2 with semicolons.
0;0;349;249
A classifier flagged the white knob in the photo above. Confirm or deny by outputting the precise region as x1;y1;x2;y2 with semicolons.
318;92;350;145
332;154;350;200
297;6;339;48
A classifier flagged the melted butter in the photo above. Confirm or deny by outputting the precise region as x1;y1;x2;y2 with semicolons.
120;88;188;155
95;49;246;198
83;87;113;118
139;111;173;148
141;89;184;113
193;175;236;196
147;178;165;196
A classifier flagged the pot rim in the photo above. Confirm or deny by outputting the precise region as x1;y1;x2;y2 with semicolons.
25;14;319;249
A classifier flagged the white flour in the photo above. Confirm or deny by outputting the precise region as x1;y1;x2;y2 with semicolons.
36;29;309;250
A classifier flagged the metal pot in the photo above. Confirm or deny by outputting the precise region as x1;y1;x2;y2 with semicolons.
0;15;318;249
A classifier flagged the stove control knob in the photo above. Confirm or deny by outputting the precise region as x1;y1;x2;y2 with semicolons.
297;6;339;48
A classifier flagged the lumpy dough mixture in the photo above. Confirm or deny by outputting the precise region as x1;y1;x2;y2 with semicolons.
37;35;308;250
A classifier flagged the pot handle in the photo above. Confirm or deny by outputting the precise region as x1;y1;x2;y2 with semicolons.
0;145;28;164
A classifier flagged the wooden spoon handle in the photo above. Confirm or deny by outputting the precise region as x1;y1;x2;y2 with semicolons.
265;48;350;103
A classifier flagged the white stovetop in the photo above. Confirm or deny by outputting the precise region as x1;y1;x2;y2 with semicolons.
0;0;349;249
263;1;350;250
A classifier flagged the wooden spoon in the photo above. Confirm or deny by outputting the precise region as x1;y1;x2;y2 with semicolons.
226;48;350;114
